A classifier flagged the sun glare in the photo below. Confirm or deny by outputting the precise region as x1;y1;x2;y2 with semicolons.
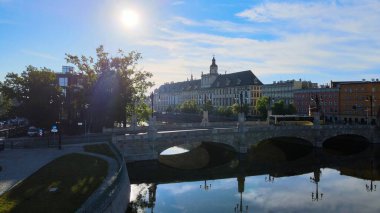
121;9;140;28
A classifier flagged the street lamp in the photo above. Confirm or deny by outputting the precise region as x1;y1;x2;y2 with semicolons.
365;160;377;192
265;174;275;183
310;170;323;202
150;92;154;118
365;95;374;125
234;193;248;213
200;180;211;191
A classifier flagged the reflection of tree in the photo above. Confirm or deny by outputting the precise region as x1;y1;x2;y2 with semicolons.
127;183;157;213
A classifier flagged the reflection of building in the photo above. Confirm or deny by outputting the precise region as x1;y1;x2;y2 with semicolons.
332;81;380;124
293;88;339;122
155;57;263;115
262;79;318;105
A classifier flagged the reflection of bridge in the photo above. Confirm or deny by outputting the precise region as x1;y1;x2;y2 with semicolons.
127;146;380;185
113;124;380;162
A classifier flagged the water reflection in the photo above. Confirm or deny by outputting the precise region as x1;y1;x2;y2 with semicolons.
127;143;380;213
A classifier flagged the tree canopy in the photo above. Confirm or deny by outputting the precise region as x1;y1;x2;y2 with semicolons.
0;66;62;127
65;45;154;131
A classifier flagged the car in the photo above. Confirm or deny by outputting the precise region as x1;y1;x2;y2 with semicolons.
27;126;41;137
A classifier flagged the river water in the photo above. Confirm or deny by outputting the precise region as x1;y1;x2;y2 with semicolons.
127;139;380;213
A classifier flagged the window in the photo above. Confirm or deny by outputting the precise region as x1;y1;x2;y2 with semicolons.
59;77;68;87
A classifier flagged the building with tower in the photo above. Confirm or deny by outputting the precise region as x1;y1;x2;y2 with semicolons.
154;57;263;115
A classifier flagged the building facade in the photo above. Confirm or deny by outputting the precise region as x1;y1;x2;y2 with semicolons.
293;87;339;122
154;57;263;115
262;79;318;105
334;81;380;124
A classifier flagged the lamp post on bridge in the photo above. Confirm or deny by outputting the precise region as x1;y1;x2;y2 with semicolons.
200;180;211;191
365;95;374;125
310;169;323;202
150;92;154;118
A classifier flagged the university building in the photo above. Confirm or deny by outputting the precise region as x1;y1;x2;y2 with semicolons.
154;57;263;115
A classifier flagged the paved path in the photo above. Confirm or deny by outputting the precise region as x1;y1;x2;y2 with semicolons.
0;145;84;195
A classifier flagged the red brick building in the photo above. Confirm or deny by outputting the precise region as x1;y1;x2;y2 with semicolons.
294;88;339;122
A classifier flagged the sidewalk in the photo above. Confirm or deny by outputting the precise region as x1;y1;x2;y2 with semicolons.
0;145;84;195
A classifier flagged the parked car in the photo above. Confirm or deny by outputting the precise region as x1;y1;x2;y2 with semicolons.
27;126;41;137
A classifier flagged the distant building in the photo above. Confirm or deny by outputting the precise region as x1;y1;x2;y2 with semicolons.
293;87;339;122
155;57;263;115
262;79;318;105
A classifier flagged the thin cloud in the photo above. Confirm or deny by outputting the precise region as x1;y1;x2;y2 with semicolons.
172;1;185;6
21;49;59;60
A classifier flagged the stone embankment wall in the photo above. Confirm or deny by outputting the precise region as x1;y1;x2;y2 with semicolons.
76;143;130;213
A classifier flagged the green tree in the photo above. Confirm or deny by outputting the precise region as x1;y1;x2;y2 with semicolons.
272;100;286;115
65;45;154;131
203;100;213;112
271;100;297;115
286;104;297;115
256;96;269;119
216;106;233;117
0;66;62;127
0;92;11;119
232;103;249;115
180;100;199;113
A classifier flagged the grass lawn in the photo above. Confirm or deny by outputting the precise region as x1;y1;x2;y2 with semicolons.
84;143;116;159
0;153;108;213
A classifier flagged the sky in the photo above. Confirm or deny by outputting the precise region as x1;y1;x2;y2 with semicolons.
1;0;380;89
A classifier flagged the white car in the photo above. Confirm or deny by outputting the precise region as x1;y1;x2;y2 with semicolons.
27;126;40;137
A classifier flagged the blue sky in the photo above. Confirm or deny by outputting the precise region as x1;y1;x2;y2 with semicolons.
1;0;380;88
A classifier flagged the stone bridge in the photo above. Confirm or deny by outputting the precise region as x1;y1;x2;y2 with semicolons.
113;124;380;162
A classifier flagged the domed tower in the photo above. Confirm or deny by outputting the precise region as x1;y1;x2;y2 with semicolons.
210;56;218;75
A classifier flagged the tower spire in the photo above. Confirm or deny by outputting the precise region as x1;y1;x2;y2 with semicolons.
210;55;218;74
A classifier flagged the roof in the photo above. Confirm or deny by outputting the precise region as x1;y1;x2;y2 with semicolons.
331;80;380;88
211;70;262;88
158;79;201;93
158;70;263;93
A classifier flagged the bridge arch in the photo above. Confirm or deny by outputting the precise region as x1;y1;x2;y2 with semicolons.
323;134;370;155
158;142;237;170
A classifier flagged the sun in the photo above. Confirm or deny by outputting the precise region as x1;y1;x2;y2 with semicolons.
121;9;140;29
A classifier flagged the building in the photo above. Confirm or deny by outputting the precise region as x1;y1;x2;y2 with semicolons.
262;79;318;105
55;66;85;129
332;80;380;124
293;87;339;122
154;57;263;115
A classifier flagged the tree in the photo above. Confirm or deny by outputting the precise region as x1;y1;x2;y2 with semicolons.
272;100;297;115
256;96;269;119
0;66;62;127
216;106;233;117
0;92;11;119
286;104;297;115
180;100;199;113
203;100;213;112
232;103;249;115
272;100;286;115
65;45;154;131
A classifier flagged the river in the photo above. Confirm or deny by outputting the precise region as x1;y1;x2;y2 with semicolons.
127;138;380;213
